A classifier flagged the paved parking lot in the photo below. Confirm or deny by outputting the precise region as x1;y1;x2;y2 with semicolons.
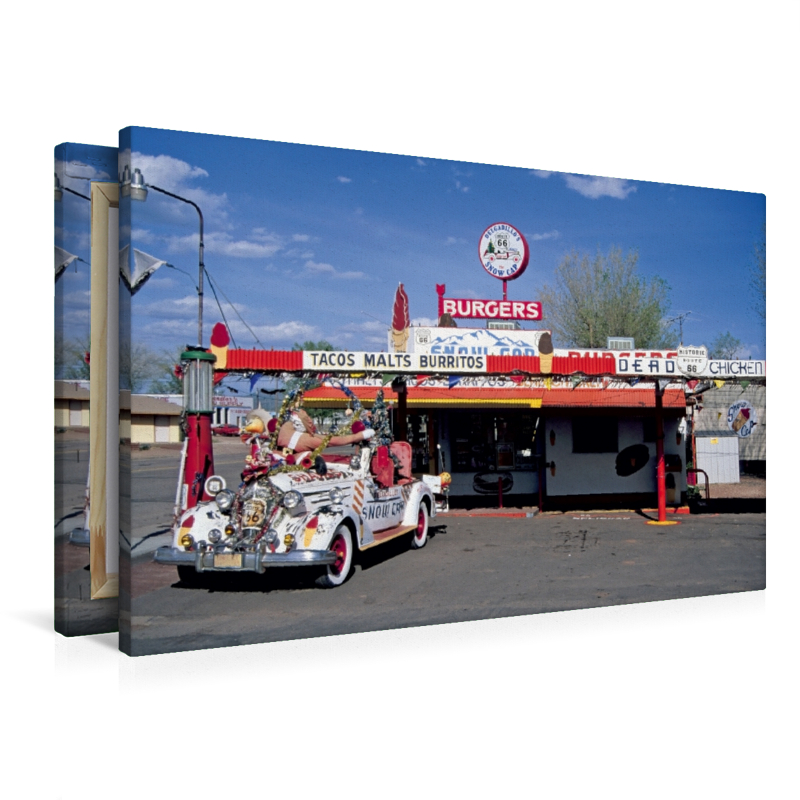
55;439;765;654
123;500;765;656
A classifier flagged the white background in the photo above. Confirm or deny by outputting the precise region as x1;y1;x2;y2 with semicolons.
1;2;796;798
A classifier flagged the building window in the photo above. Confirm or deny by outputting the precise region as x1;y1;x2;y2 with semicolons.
572;417;619;453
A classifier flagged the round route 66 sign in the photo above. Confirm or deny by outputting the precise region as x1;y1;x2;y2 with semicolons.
479;222;529;281
677;345;708;376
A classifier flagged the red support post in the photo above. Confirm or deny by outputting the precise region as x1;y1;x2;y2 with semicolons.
655;387;666;522
647;382;679;526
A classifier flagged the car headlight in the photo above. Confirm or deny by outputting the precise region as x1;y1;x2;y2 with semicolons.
179;532;194;549
282;490;303;510
206;475;226;495
208;528;222;544
350;454;362;469
215;489;236;512
328;487;344;504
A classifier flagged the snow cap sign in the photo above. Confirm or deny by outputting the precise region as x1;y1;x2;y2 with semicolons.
479;222;529;282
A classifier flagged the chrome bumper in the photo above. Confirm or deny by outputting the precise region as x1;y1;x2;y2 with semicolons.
69;528;90;547
154;545;338;573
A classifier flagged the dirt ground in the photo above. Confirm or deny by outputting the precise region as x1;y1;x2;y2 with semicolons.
707;475;766;499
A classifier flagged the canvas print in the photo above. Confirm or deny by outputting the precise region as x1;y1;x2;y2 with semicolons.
55;143;119;635
118;126;765;656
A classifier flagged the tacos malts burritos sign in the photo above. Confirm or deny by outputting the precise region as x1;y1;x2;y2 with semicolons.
303;350;489;373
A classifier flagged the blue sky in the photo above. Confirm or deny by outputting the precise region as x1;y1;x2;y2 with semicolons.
122;126;765;368
55;143;117;370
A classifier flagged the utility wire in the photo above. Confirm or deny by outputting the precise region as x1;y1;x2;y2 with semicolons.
203;267;238;349
203;265;266;349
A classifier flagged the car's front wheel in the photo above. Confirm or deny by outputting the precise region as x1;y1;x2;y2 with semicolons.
316;524;354;588
410;503;429;549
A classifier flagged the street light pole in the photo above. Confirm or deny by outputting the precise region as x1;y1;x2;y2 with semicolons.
122;166;205;348
54;173;91;202
120;164;215;508
147;185;205;348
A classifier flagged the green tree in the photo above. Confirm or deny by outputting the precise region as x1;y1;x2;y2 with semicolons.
55;334;91;380
538;247;676;348
291;340;334;351
149;350;185;394
119;342;174;393
708;331;743;360
751;224;765;322
287;340;336;425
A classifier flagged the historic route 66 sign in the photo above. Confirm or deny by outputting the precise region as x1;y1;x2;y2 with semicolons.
479;222;529;281
676;345;709;376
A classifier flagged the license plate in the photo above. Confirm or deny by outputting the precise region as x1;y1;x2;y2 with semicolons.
214;553;242;568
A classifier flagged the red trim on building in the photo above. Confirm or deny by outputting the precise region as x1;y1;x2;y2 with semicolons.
225;349;303;371
303;385;685;409
486;354;617;375
541;388;684;408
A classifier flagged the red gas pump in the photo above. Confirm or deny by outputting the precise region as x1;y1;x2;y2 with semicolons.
179;349;216;511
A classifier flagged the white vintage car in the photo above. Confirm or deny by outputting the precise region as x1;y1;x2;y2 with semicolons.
154;441;435;588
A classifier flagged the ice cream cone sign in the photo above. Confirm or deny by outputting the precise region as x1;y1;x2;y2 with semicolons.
210;322;230;369
391;283;410;353
538;332;554;374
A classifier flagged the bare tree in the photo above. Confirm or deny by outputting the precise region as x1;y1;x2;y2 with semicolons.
708;332;743;360
539;247;676;348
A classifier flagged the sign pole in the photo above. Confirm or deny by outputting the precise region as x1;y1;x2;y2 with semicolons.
503;279;507;302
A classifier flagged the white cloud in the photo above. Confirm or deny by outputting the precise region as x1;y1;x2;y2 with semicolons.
132;227;156;244
455;180;469;193
137;294;200;319
164;231;283;258
445;236;469;246
145;276;177;289
62;309;90;325
337;271;367;279
62;290;91;308
334;320;388;347
304;259;335;275
339;320;387;335
129;152;209;189
56;158;112;188
563;174;637;200
531;170;553;179
416;158;426;166
411;317;438;327
337;176;352;183
304;260;366;280
450;288;480;299
121;149;230;220
528;230;560;241
292;234;311;242
243;320;320;343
